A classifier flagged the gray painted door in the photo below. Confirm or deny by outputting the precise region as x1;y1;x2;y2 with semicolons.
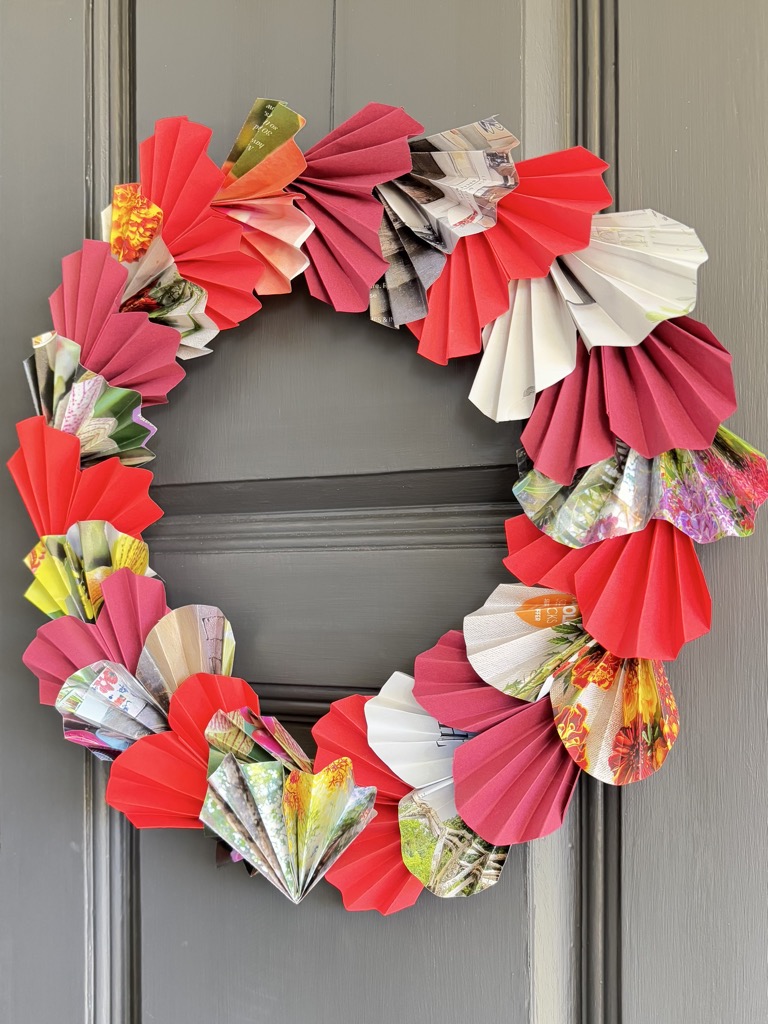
0;2;765;1023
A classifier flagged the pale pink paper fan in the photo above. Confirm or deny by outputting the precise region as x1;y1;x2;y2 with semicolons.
49;240;185;405
522;316;738;485
287;103;424;312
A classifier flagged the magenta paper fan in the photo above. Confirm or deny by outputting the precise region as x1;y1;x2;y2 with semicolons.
22;569;169;706
413;631;580;845
521;316;738;486
287;103;424;312
49;240;185;405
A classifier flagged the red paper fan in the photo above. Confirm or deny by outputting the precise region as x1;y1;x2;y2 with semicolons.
49;240;185;405
413;631;579;846
139;116;263;329
521;317;738;485
7;417;162;537
503;515;711;660
312;694;424;915
106;673;260;829
407;147;611;364
287;103;424;313
23;569;169;705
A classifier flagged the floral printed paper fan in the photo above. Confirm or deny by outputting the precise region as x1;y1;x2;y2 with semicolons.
503;515;711;660
407;146;611;364
514;426;768;547
286;103;424;312
313;694;424;915
106;673;261;828
413;631;580;845
119;266;220;360
520;317;738;482
212;98;314;295
7;419;162;538
205;707;313;774
23;569;169;705
48;240;185;405
25;332;155;466
200;754;376;903
23;520;152;621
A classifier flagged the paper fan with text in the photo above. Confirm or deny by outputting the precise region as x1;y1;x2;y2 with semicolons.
200;754;376;903
23;569;168;705
134;605;236;714
7;419;162;539
24;520;152;621
313;693;424;915
139;116;264;328
48;240;185;405
413;631;580;845
366;672;509;899
286;103;424;312
407;146;611;364
514;426;768;547
212;98;314;295
25;332;156;465
106;673;261;828
503;515;711;659
520;317;737;482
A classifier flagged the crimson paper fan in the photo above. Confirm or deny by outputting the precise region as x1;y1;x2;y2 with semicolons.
286;103;424;312
312;694;424;915
7;417;162;537
521;317;738;485
407;147;611;364
503;515;711;660
413;631;580;845
49;240;185;405
106;673;260;828
139;116;264;328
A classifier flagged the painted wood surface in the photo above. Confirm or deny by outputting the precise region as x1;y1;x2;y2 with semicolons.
617;1;768;1020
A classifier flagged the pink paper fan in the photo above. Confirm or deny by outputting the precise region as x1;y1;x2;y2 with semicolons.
22;570;168;705
287;103;424;312
521;317;738;486
49;240;185;405
413;631;579;845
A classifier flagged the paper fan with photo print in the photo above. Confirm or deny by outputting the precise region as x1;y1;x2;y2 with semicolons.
48;240;185;405
503;515;711;660
134;605;236;715
313;693;424;914
139;116;264;328
521;317;738;482
23;570;169;705
200;754;376;903
514;426;768;547
119;266;220;361
23;520;152;621
25;333;156;466
106;673;261;828
548;651;679;784
212;98;314;295
413;631;580;845
7;417;162;538
286;103;424;312
407;146;611;364
205;707;313;774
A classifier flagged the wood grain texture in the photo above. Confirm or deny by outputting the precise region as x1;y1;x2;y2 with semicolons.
617;1;768;1020
0;2;91;1022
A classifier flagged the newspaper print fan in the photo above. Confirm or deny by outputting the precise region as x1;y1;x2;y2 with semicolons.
23;520;152;621
513;426;768;547
365;671;509;899
286;103;424;312
25;333;155;465
212;98;314;295
413;631;580;846
470;211;708;421
200;754;376;903
369;117;520;327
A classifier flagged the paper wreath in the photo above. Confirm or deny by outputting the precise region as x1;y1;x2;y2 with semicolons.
6;94;765;915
